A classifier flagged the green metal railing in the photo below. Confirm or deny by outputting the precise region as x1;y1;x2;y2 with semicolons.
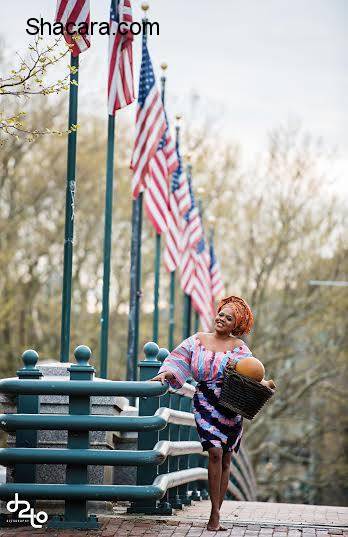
0;342;255;529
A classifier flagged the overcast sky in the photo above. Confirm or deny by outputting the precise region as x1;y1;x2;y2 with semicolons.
2;0;347;191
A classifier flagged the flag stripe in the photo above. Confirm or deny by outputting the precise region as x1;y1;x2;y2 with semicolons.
164;134;191;272
56;0;91;56
108;0;135;114
130;34;167;200
191;241;214;331
209;236;224;300
144;109;179;234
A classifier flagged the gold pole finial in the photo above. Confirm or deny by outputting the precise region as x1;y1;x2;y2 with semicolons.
141;2;149;13
175;113;182;122
160;62;168;71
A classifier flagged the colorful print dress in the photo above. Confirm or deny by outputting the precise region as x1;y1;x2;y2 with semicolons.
158;333;253;453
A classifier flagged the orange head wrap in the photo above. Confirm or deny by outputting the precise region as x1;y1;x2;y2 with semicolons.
217;295;254;336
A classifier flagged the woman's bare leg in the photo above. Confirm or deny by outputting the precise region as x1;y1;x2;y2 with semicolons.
219;451;233;509
207;447;223;530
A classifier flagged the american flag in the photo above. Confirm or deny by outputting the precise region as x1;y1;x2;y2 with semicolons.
191;236;215;331
108;0;135;114
130;35;167;199
209;234;224;300
55;0;91;56
179;175;203;294
164;130;185;271
144;112;179;234
177;168;191;217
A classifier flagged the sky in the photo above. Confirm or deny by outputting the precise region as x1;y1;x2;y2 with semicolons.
2;0;347;192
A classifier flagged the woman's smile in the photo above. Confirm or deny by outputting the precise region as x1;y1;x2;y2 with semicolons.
214;306;235;332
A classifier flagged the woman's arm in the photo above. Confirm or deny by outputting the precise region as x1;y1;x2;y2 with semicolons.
148;337;193;389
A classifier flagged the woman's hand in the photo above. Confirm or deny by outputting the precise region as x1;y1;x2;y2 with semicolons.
148;371;175;384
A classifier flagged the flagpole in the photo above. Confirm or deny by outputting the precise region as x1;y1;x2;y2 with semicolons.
153;235;161;343
126;3;149;383
126;194;143;383
208;225;215;323
152;62;167;343
193;308;199;332
60;53;79;362
99;113;116;378
168;116;181;350
183;293;192;339
168;271;175;348
182;160;192;340
193;195;204;333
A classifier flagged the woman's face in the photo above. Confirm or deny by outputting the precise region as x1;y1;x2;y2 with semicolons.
214;306;235;335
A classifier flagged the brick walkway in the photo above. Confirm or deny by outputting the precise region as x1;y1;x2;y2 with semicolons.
0;500;347;536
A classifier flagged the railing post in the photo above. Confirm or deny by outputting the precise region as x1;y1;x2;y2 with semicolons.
187;378;205;501
177;382;193;505
188;427;202;501
156;348;173;515
128;342;162;514
14;350;43;508
168;393;183;509
48;345;98;530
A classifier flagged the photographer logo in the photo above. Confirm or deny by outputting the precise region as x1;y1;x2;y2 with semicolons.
4;493;48;528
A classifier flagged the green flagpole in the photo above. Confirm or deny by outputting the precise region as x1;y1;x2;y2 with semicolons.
134;191;144;379
168;271;175;349
99;114;116;378
152;62;167;343
182;160;193;340
195;311;199;334
183;293;192;339
126;194;144;383
126;4;149;383
194;308;199;332
168;116;181;350
153;232;160;343
193;196;204;333
60;53;79;363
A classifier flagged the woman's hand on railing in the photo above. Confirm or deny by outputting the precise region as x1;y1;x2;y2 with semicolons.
148;371;175;385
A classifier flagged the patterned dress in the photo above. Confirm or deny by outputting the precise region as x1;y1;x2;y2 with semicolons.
158;333;253;453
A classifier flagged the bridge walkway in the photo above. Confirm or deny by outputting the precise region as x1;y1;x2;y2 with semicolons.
1;500;347;536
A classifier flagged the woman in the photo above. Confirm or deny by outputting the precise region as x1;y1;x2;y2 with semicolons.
149;295;276;532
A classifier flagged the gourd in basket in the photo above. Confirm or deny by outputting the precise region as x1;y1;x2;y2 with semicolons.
217;356;276;420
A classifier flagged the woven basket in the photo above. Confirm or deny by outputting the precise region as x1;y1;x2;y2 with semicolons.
216;368;275;420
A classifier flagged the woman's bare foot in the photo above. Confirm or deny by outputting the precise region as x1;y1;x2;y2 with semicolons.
207;510;220;531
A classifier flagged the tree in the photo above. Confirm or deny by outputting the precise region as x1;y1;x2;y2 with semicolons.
185;122;347;504
0;35;72;143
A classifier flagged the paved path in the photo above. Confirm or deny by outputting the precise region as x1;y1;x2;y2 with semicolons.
0;500;347;536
